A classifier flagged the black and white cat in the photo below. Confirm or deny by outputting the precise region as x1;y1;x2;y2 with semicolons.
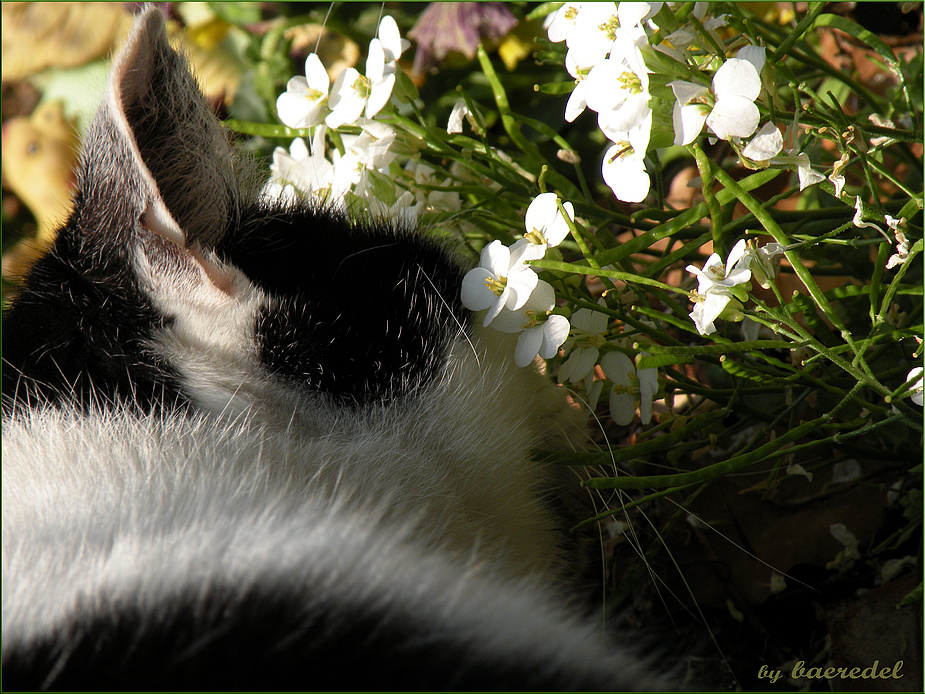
2;8;667;690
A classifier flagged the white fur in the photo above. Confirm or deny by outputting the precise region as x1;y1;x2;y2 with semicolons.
1;8;664;688
1;405;661;689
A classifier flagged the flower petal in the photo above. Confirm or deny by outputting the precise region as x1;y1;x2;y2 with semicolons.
505;268;540;310
609;389;636;425
515;326;546;367
565;82;589;122
559;346;599;384
602;147;650;203
673;103;709;146
725;239;748;270
742;122;783;161
525;193;560;235
460;267;497;311
735;45;766;76
712;58;761;102
668;80;709;105
539;315;571;358
481;239;511;275
600;351;633;385
304;53;330;93
706;96;759;140
377;15;406;62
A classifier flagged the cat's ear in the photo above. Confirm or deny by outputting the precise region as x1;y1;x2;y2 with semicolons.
75;7;244;251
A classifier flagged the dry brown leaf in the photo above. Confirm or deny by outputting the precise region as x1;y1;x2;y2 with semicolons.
1;2;133;82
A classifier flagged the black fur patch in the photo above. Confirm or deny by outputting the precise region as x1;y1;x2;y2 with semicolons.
1;581;618;691
221;204;470;405
1;223;187;413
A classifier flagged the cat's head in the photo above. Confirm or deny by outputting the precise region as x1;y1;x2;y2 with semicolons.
2;9;478;419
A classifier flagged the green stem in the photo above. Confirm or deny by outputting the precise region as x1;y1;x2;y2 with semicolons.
583;415;861;490
691;144;725;258
224;119;310;138
476;44;542;165
593;169;782;268
528;259;690;295
768;1;829;64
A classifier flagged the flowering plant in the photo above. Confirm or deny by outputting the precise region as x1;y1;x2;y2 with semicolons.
225;0;919;540
3;3;920;684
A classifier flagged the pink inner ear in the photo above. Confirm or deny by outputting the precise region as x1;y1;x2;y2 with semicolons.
142;202;235;297
143;202;186;248
188;246;237;297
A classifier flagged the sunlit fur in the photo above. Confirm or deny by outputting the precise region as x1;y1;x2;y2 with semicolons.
1;8;670;690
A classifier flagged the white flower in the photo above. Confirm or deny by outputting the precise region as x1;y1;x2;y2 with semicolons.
669;52;763;145
743;123;826;191
667;80;710;146
742;122;783;161
905;366;924;406
368;190;420;225
558;304;608;384
886;230;911;270
328;121;396;200
545;2;585;43
741;240;785;289
510;192;575;262
777;152;826;190
686;239;752;335
490;281;570;368
600;351;657;425
267;133;335;202
706;57;762;140
276;53;330;129
688;239;752;294
852;196;894;238
326;67;369;129
689;292;744;336
354;120;398;168
461;240;539;327
585;29;651;134
447;100;469;133
365;15;409;119
564;2;619;68
601;111;652;203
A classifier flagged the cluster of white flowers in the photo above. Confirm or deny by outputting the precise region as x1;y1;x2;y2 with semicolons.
541;3;866;336
668;44;765;145
542;3;847;208
460;193;573;368
277;15;408;130
461;192;658;426
265;15;456;223
544;2;658;203
685;239;785;336
259;4;915;430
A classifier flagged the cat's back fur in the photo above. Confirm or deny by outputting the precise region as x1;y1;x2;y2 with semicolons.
1;8;667;690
